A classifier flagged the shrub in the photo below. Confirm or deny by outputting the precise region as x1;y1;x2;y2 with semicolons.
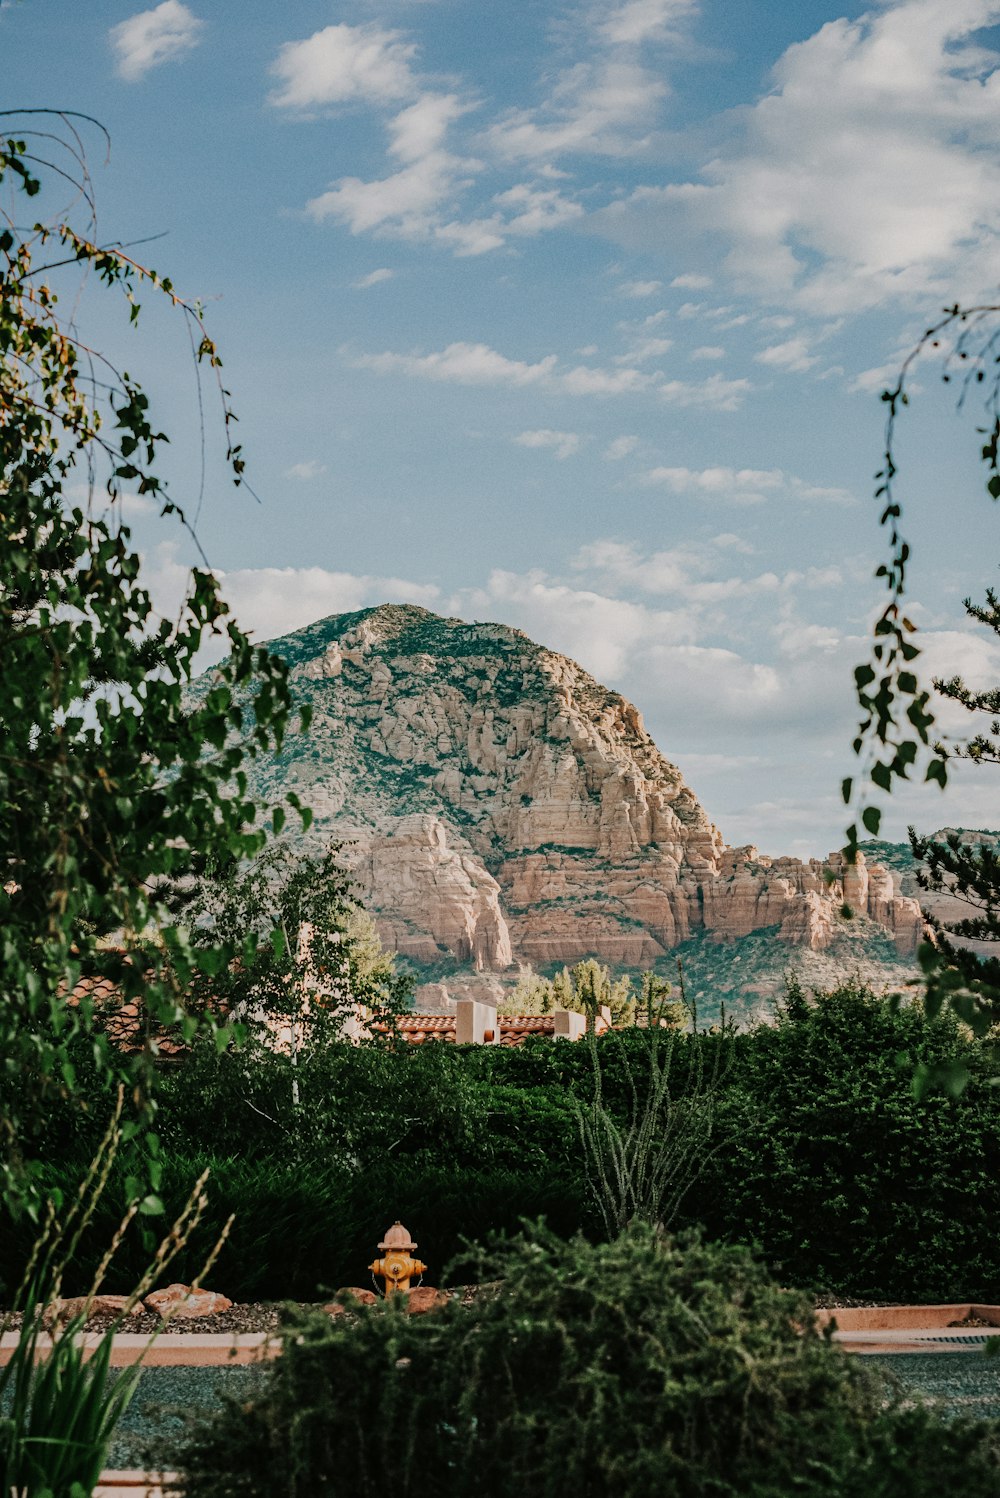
690;982;1000;1299
170;1224;1000;1498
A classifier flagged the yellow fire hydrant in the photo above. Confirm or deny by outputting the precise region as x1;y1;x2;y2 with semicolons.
369;1221;427;1297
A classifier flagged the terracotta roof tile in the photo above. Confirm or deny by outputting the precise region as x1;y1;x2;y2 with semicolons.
68;975;570;1053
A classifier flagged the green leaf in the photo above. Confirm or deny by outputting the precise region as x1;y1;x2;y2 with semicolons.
195;947;227;977
861;806;881;836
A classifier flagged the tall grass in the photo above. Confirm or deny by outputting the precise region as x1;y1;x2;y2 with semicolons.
0;1093;231;1498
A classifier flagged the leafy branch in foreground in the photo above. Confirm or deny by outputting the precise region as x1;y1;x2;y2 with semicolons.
0;112;307;1215
845;300;1000;852
844;302;1000;1036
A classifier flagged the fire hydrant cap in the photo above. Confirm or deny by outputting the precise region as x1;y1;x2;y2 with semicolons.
379;1221;417;1252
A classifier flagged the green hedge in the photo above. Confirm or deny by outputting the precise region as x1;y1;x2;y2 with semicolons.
688;984;1000;1300
6;984;1000;1304
0;1152;586;1302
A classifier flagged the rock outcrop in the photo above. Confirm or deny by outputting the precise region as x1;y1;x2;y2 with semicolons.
236;605;923;993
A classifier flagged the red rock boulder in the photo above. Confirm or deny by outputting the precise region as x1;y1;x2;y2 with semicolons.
143;1284;232;1319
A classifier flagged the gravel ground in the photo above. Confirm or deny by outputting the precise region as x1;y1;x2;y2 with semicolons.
2;1302;307;1336
97;1349;1000;1470
2;1286;492;1336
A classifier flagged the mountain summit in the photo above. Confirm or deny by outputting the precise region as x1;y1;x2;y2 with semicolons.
237;604;921;1001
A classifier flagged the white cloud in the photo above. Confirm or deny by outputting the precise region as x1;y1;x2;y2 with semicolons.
606;0;1000;311
481;0;699;166
492;183;585;235
755;336;820;373
514;429;581;460
434;219;507;256
604;435;639;460
712;532;755;554
274;0;694;254
302;92;586;254
285;461;327;481
269;23;418;109
641;465;855;505
486;59;668;162
351;338;751;407
308;151;464;236
690;345;725;360
353;268;394;289
270;27;510;255
641;466;780;504
657;374;752;410
110;1;203;81
572;537;829;606
352;341;558;387
452;567;690;680
614;335;673;364
115;493;158;518
389;92;464;161
596;0;699;46
619;279;663;298
563;363;658;395
143;545;440;667
306;93;481;242
671;272;711;289
919;628;1000;737
850;360;903;395
218;567;440;646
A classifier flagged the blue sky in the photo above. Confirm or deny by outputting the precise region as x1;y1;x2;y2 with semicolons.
6;0;1000;854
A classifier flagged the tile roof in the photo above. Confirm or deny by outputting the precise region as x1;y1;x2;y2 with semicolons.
393;1014;559;1047
67;973;571;1052
65;970;211;1057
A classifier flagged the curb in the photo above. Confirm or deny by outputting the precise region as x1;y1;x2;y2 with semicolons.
95;1473;178;1496
0;1330;278;1367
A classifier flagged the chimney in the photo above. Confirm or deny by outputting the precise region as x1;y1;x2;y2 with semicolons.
456;998;499;1045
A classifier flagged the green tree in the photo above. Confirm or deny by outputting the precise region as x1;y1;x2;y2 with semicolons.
183;844;412;1090
0;114;306;1214
501;962;686;1027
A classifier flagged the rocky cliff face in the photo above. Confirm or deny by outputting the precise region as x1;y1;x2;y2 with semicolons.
238;605;922;995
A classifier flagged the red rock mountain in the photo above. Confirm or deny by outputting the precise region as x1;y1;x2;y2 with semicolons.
244;605;921;995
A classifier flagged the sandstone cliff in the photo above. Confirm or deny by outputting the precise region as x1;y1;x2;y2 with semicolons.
237;605;922;997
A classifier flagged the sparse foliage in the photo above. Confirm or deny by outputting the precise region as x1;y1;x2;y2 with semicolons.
577;1019;731;1236
499;961;686;1028
847;301;1000;1036
846;300;1000;855
182;844;412;1081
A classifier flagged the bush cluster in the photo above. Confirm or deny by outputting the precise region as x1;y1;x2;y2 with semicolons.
4;983;1000;1304
169;1225;1000;1498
